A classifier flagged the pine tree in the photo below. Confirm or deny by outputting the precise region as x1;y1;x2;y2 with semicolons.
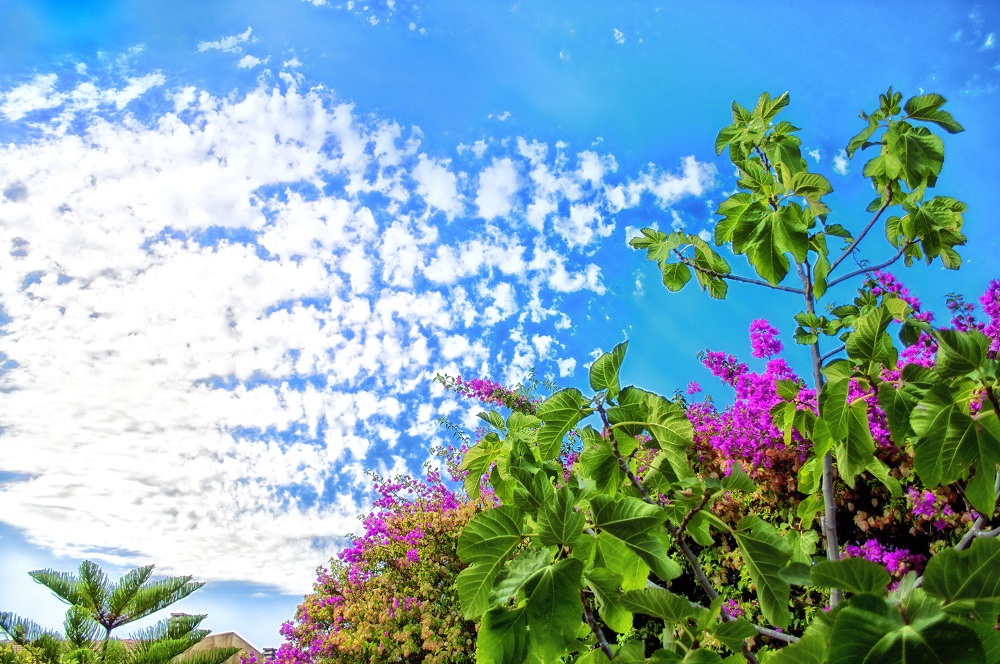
1;562;239;664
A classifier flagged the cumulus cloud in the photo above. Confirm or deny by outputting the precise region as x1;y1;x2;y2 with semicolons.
0;74;63;121
0;66;716;594
412;155;463;218
476;157;520;219
197;27;254;53
237;55;269;69
832;149;849;176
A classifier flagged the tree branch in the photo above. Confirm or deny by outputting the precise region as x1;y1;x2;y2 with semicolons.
827;242;909;289
820;344;846;363
676;491;713;539
796;262;842;607
956;471;1000;553
672;251;805;295
828;195;892;275
581;589;615;659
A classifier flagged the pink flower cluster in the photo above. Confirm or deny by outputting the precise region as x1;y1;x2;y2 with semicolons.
871;271;933;323
450;375;539;413
980;279;1000;356
906;487;955;531
689;338;808;471
842;539;925;584
749;319;783;359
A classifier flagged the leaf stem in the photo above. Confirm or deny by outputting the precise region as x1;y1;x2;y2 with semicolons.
676;491;713;539
827;242;909;289
828;194;892;276
672;250;805;295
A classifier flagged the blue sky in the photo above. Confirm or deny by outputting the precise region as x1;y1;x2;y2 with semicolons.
0;0;997;649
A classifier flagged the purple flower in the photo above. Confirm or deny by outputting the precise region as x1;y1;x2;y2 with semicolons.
749;319;783;359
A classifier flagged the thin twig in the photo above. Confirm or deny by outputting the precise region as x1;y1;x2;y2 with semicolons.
677;491;713;539
828;195;892;275
827;243;908;288
819;344;846;363
581;589;615;659
673;251;805;295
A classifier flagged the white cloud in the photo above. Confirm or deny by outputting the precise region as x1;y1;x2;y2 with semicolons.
807;148;821;163
982;32;995;50
613;29;625;45
0;74;63;121
197;27;254;54
237;55;269;69
557;357;576;377
832;149;849;176
624;156;716;209
476;157;520;219
412;155;463;218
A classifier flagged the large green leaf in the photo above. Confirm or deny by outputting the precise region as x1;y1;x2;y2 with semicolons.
904;93;964;134
689;236;731;299
791;171;833;213
477;606;528;664
490;546;552;606
619;587;695;623
594;532;650;591
733;516;792;628
755;90;790;122
538;486;585;548
933;329;989;378
818;371;851;442
835;400;876;488
877;383;917;446
922;538;1000;603
537;389;589;460
461;432;507;499
885;122;944;189
642;393;693;479
592;496;680;582
584;569;633;634
522;558;586;661
845;306;897;369
828;599;984;664
578;426;627;494
847;115;880;159
910;385;980;488
811;558;891;596
967;406;1000;513
590;341;628;399
715;193;767;247
764;133;807;175
662;262;693;292
761;631;827;664
711;618;757;653
456;506;525;618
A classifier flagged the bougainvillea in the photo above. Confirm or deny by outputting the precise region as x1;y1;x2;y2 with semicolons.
271;471;478;664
